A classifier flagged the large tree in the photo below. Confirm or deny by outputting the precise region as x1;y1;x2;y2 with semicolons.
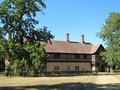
0;28;5;71
98;12;120;70
0;0;54;76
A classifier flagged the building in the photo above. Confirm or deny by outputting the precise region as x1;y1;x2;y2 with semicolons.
42;33;106;72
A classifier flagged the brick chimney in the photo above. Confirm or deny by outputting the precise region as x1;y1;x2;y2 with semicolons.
81;35;84;44
66;33;69;42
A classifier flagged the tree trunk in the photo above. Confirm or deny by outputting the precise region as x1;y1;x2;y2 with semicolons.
5;57;10;72
20;36;24;45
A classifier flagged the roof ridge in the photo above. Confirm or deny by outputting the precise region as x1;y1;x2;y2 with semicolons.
51;40;93;45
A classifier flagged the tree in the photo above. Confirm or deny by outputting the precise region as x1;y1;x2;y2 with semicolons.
0;0;46;45
98;12;120;70
0;0;54;76
0;28;5;71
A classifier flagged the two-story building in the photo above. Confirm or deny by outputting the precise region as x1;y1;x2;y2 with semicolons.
42;33;106;72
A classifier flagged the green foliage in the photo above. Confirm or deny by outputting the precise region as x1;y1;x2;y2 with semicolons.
98;12;120;68
0;57;4;71
113;70;120;73
0;0;46;44
0;0;54;76
42;70;94;76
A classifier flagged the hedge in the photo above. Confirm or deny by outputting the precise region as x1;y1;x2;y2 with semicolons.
113;70;120;73
42;70;97;76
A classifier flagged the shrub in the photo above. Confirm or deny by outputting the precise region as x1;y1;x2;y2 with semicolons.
113;70;120;73
42;70;93;76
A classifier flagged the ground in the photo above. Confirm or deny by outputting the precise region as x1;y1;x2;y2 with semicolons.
0;73;120;90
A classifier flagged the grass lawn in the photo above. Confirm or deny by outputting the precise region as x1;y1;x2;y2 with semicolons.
0;74;120;90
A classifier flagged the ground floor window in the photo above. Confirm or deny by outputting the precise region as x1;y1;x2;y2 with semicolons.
66;66;70;71
82;68;84;70
54;66;59;71
75;66;79;70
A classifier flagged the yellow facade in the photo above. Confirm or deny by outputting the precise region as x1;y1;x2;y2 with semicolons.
47;62;91;71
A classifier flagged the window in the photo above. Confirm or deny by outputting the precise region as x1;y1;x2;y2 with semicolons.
67;54;71;59
48;54;53;59
66;66;70;71
75;54;80;59
53;54;60;59
84;55;87;59
75;66;79;70
67;54;74;59
61;54;67;59
82;68;84;70
54;66;59;71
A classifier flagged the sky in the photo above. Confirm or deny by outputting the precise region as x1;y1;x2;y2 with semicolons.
36;0;120;46
0;0;120;46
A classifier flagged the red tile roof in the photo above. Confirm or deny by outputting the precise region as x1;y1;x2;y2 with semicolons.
41;40;102;54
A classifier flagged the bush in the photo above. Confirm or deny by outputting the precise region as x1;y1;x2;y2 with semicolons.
0;59;4;72
42;71;52;76
113;70;120;73
42;70;93;76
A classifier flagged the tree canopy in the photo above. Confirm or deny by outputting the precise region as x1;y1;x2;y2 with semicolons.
98;12;120;69
0;0;54;76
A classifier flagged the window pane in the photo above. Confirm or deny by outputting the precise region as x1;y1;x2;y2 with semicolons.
84;55;87;59
53;54;60;59
54;66;59;71
75;54;80;59
66;66;70;71
67;54;70;59
48;54;53;59
75;66;79;70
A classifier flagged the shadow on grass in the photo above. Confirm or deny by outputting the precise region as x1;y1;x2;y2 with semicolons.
0;82;120;90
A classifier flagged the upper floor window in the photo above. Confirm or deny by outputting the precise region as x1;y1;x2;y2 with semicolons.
67;54;71;59
53;54;60;59
84;55;87;59
60;54;67;59
67;54;74;59
75;54;80;59
48;54;53;59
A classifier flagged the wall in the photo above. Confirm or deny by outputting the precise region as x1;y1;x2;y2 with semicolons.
47;62;91;71
91;45;106;72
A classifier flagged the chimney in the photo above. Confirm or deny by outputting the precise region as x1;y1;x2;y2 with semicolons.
81;35;84;44
66;33;69;42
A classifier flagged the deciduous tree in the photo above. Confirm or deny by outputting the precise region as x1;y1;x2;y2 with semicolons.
0;0;54;76
98;12;120;70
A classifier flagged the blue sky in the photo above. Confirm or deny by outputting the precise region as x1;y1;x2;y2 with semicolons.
36;0;120;46
0;0;120;46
